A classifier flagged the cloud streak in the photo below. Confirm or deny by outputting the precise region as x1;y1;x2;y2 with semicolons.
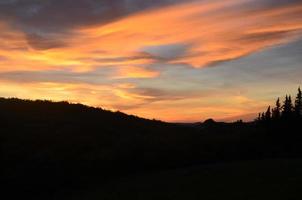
2;0;302;70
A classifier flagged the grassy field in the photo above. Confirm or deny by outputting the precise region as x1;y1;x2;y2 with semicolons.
62;159;302;200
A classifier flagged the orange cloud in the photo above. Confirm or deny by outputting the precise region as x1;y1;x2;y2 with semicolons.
73;0;302;68
1;0;302;72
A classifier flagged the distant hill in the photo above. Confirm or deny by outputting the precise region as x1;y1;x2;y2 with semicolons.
1;97;302;199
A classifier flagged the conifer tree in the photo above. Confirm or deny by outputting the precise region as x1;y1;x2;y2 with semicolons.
289;95;293;114
272;98;281;119
282;95;293;118
265;106;271;121
261;112;265;121
294;87;302;118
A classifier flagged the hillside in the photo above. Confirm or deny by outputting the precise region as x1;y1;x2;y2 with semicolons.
1;97;302;199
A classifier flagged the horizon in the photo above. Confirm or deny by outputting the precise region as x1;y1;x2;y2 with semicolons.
0;88;300;123
1;0;302;122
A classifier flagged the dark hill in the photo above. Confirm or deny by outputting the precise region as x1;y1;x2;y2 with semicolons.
1;97;302;199
0;98;201;198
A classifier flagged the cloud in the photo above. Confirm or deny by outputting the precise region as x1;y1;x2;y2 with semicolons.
239;30;300;44
0;0;193;49
110;86;200;110
0;65;160;85
25;33;67;50
0;55;8;61
84;52;156;67
1;0;302;122
141;43;191;61
1;0;302;66
0;70;102;84
112;66;159;79
71;0;302;69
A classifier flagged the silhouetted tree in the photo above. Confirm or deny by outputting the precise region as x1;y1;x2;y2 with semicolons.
272;98;281;120
256;113;261;122
261;112;265;121
256;87;302;124
282;95;293;119
265;106;271;121
294;87;302;118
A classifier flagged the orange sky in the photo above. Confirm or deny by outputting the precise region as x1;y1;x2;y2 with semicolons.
1;0;302;122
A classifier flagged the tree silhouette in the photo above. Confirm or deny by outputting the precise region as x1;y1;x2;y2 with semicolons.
265;106;271;121
294;87;302;118
257;113;261;122
261;112;265;121
272;98;281;120
257;87;302;124
282;95;293;119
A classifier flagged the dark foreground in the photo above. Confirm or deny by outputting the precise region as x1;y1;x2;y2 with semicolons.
1;98;302;199
66;159;302;200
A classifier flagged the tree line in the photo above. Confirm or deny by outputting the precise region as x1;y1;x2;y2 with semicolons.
256;87;302;122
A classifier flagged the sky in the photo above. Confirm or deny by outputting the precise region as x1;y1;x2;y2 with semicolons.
0;0;302;122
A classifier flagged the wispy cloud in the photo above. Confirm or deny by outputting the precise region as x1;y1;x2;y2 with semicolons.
2;0;302;71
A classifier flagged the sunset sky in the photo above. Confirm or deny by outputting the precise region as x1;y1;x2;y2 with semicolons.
0;0;302;122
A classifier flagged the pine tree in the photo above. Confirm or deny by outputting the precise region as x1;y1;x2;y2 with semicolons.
265;106;271;121
294;87;302;118
282;95;288;117
272;98;281;119
289;95;293;114
257;113;261;122
261;112;265;121
282;95;293;119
